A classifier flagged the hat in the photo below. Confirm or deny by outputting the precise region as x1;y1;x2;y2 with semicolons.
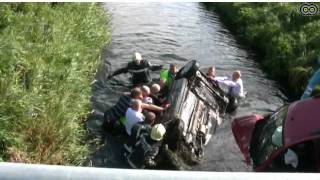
150;124;166;141
132;52;142;63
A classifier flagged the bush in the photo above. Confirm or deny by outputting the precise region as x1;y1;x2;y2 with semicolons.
0;3;111;165
211;2;320;98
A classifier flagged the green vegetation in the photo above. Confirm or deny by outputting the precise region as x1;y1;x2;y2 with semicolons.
207;3;320;98
0;3;111;164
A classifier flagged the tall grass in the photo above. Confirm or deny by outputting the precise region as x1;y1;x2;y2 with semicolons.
0;3;111;164
206;3;320;98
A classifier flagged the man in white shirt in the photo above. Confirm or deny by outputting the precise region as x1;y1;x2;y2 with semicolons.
215;70;244;112
215;70;244;98
125;99;145;136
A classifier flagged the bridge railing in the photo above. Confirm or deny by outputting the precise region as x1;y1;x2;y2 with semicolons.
0;162;318;180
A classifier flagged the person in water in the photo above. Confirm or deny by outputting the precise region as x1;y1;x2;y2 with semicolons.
141;85;153;104
206;66;219;87
159;63;178;97
125;99;145;136
124;123;166;169
215;70;244;112
215;70;244;98
150;83;162;106
107;52;163;85
103;87;167;132
124;111;157;151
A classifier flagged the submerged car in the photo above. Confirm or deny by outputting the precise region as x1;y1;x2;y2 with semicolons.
232;96;320;172
156;60;229;169
120;60;229;170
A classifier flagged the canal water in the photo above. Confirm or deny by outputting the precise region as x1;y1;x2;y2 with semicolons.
86;2;287;171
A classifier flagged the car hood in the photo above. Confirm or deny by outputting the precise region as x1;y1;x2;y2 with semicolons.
231;114;264;164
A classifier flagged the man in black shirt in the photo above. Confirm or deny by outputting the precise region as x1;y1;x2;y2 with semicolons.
124;123;166;169
107;52;162;85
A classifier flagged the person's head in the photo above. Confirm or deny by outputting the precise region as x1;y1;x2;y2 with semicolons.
232;70;241;81
131;99;142;112
169;63;178;75
207;66;216;77
150;123;166;141
145;112;156;125
132;52;142;65
141;85;150;97
151;83;161;95
130;87;143;100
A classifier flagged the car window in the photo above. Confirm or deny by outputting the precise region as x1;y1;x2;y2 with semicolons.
267;140;318;172
250;105;289;167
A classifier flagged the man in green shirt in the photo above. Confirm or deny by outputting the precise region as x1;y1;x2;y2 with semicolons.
159;63;177;96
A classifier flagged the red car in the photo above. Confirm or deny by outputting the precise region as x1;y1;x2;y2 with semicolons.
232;96;320;172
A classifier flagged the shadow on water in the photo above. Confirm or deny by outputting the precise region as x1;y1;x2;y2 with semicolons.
86;2;287;171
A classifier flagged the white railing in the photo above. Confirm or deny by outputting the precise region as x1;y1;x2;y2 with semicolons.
0;162;318;180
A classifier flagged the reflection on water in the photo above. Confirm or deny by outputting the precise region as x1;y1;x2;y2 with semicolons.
87;2;287;171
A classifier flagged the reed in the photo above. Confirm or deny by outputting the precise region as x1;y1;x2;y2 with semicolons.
0;3;111;165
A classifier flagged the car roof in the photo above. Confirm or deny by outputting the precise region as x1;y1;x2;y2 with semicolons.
284;97;320;145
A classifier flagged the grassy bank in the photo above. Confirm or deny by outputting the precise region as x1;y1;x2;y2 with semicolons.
205;3;320;98
0;3;111;164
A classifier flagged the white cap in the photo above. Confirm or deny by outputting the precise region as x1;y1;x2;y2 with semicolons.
132;52;142;63
150;124;166;141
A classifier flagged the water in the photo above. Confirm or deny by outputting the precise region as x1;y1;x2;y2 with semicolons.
87;2;287;171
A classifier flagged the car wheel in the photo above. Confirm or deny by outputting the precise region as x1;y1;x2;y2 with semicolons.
175;60;199;80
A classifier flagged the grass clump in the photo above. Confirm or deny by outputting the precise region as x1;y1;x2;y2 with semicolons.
205;2;320;98
0;3;111;165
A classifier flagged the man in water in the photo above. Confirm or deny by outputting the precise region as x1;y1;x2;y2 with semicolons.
159;63;178;97
215;70;244;112
125;99;145;136
103;87;168;133
215;70;244;98
107;52;162;85
124;123;166;169
206;66;219;87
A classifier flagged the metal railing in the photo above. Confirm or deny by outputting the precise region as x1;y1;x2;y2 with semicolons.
0;162;319;180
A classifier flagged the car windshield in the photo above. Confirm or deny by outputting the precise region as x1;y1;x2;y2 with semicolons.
250;105;289;166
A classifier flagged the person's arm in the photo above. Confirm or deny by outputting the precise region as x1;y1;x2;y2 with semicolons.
149;61;163;71
214;76;229;81
112;67;128;76
108;65;129;78
218;79;237;87
142;103;164;112
141;60;163;71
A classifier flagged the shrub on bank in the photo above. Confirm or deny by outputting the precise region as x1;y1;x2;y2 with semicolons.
208;3;320;98
0;3;111;164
